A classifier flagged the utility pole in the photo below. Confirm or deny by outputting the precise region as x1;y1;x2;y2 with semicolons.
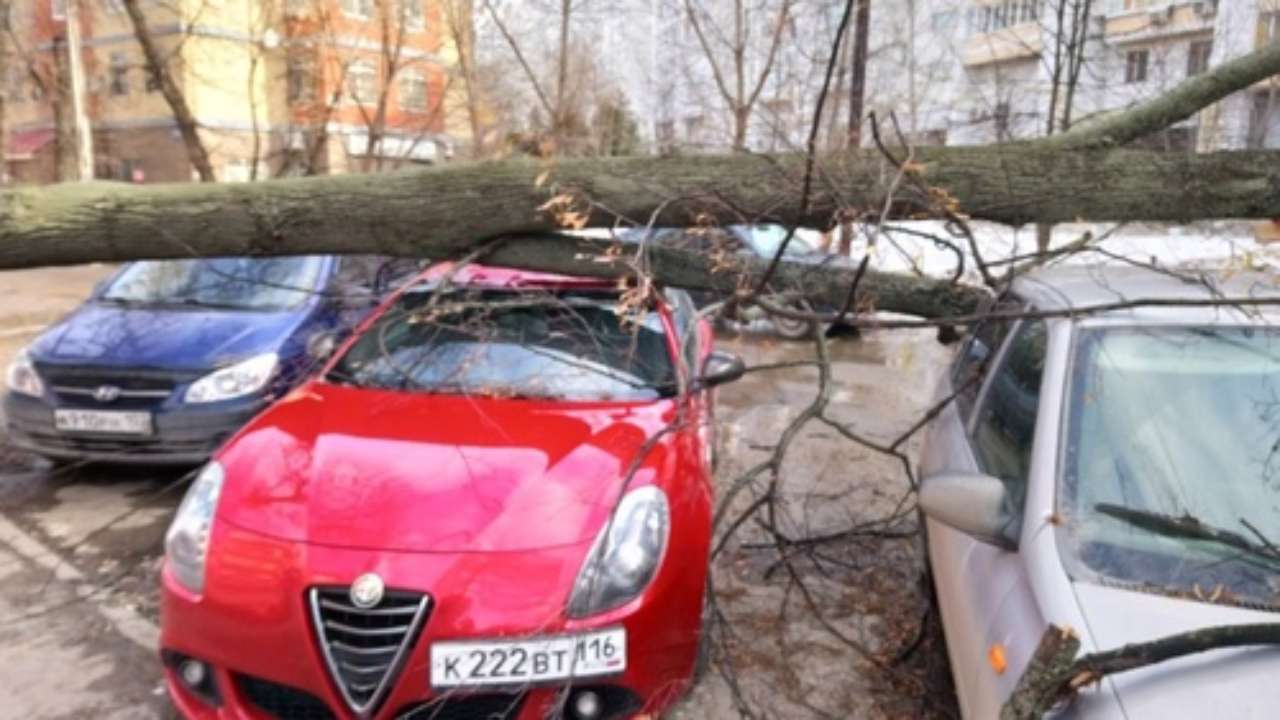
64;0;95;181
0;0;10;183
847;0;870;148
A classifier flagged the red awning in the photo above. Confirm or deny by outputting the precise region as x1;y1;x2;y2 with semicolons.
7;129;54;159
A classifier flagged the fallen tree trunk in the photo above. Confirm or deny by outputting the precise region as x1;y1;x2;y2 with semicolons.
0;42;1276;320
0;146;1276;261
8;144;1280;262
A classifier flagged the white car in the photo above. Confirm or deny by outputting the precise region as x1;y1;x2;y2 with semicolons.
919;266;1280;718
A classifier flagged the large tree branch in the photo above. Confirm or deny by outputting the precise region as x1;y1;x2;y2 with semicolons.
1051;42;1280;149
1003;623;1280;719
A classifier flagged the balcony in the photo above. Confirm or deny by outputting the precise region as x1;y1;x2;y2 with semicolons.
963;22;1043;67
1102;1;1217;45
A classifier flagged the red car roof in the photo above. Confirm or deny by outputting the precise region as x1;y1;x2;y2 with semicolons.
417;262;618;290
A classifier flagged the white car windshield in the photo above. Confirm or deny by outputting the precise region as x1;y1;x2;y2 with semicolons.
1062;326;1280;609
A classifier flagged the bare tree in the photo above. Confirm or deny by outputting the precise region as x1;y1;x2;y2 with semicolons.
120;0;215;181
683;0;795;150
441;0;488;157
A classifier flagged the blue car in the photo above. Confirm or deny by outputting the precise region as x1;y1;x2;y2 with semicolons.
3;255;407;465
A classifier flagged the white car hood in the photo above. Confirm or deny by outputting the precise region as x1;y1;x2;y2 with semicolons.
1072;581;1280;719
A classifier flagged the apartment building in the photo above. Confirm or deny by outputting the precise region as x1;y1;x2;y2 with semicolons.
3;0;458;184
890;0;1280;150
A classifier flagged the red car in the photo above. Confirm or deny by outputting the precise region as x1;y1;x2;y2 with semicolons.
159;264;743;720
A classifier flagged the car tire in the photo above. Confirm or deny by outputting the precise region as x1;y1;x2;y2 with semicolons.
773;314;817;340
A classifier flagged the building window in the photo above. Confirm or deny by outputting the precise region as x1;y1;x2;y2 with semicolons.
145;65;161;93
970;0;1040;33
1124;49;1149;84
683;114;705;140
109;52;129;96
1248;93;1279;149
656;119;675;145
994;101;1011;138
399;0;424;30
1187;40;1212;76
8;68;24;104
341;0;373;19
346;61;377;105
52;0;65;20
1259;12;1280;49
287;55;314;103
399;71;427;110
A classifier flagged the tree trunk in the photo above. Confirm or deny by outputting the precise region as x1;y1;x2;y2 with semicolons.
0;144;1277;266
122;0;215;182
0;0;9;184
847;0;870;148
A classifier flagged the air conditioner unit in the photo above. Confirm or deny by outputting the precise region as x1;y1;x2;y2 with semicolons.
1148;6;1173;25
1192;0;1217;19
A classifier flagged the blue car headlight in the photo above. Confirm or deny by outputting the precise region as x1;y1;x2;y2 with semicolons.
185;353;278;403
5;348;45;398
568;486;670;618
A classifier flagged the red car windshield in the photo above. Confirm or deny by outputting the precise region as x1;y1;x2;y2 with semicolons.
328;289;677;401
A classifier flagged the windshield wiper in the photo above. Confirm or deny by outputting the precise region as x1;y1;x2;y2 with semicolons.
1096;503;1280;566
169;296;252;311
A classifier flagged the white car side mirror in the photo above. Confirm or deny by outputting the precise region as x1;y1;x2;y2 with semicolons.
919;472;1017;550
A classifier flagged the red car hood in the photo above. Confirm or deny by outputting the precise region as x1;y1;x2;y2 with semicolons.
216;382;678;553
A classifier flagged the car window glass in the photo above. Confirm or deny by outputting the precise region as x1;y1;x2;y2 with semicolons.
335;256;384;290
664;288;699;378
330;289;676;401
100;256;325;311
952;299;1021;421
971;319;1047;520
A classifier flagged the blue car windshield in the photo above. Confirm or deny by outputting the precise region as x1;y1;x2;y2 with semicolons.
1062;325;1280;609
101;257;326;311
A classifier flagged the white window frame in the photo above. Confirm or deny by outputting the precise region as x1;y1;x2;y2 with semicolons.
109;51;130;96
1124;49;1149;84
400;0;425;30
399;70;427;111
346;60;377;105
52;0;66;20
340;0;373;20
287;54;315;103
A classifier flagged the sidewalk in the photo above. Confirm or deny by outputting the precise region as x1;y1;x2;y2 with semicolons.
0;514;171;720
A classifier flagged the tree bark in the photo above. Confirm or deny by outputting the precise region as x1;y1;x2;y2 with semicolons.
0;0;9;184
122;0;215;182
847;0;870;148
0;145;1276;311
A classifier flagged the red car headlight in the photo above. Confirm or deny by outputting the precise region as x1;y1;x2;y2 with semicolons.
568;486;670;618
164;462;225;594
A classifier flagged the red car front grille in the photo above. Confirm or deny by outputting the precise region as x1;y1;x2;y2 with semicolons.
309;587;431;717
